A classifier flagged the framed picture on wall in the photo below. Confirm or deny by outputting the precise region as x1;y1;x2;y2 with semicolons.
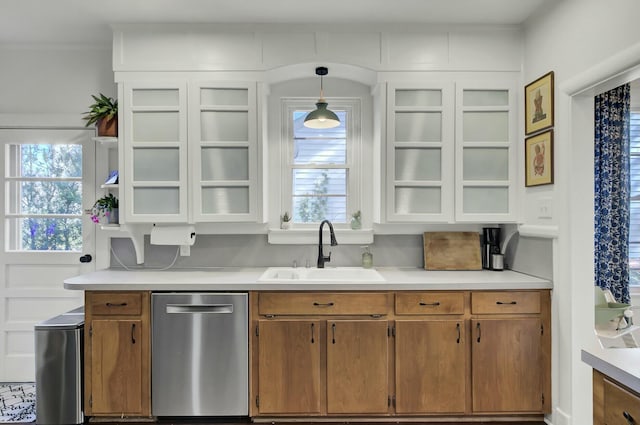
525;129;554;187
525;71;554;135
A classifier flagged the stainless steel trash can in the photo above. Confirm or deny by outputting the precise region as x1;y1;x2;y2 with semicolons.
34;308;84;425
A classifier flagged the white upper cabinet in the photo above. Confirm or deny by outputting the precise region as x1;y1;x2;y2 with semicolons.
122;82;189;223
455;81;517;222
121;79;259;224
189;82;258;222
385;78;518;224
385;83;455;222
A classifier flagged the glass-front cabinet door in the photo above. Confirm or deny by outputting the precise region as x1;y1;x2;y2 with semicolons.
189;82;257;222
122;82;188;223
455;82;517;222
386;83;454;222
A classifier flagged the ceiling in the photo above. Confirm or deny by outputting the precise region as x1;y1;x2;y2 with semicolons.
1;0;552;45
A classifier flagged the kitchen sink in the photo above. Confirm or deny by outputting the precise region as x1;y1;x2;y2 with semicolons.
258;267;385;283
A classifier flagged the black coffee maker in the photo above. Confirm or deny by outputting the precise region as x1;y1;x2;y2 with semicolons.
482;227;501;270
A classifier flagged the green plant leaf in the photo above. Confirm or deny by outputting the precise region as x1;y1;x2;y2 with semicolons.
83;93;118;127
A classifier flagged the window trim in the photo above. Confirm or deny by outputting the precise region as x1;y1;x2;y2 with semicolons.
280;98;361;229
0;130;93;253
6;142;84;251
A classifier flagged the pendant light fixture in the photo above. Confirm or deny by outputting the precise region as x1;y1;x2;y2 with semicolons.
304;66;340;129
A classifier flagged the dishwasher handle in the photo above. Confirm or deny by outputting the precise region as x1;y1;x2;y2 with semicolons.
166;304;234;314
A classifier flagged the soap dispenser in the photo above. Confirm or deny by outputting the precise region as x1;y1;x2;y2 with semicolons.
361;246;373;269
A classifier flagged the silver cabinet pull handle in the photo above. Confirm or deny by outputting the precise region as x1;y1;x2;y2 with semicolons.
419;301;441;306
166;304;233;314
623;411;635;424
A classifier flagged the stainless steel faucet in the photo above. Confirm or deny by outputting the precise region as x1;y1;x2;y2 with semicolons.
317;219;338;268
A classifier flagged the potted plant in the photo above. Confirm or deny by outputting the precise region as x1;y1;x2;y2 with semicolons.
90;193;119;224
280;212;291;229
83;93;118;137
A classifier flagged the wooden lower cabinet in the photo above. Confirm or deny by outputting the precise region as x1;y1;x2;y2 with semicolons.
395;320;466;414
85;291;150;417
471;318;543;413
255;317;390;416
593;370;640;425
470;290;550;414
326;320;389;414
249;289;551;420
257;320;322;414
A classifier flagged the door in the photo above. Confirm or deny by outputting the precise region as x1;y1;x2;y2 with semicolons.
189;81;258;222
454;82;518;222
122;82;189;223
90;319;143;415
395;320;466;414
471;318;543;413
326;320;389;414
385;83;455;223
258;320;322;414
0;128;95;381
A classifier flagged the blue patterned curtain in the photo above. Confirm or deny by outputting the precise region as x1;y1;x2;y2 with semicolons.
594;83;631;303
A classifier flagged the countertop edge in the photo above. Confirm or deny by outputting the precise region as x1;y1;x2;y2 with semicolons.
581;348;640;393
64;282;553;291
63;268;552;291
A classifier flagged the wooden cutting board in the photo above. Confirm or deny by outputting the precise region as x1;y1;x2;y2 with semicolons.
423;232;482;270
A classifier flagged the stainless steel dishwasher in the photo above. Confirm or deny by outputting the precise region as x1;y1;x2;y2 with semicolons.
152;293;248;416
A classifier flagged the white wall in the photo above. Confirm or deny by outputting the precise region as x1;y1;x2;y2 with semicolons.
523;1;640;227
112;23;523;73
0;46;115;119
0;45;116;381
524;2;640;425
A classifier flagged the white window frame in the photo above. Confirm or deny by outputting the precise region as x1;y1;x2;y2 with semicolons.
3;134;91;252
280;98;361;229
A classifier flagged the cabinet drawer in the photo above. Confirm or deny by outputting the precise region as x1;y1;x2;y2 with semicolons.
395;292;464;315
604;378;640;425
471;291;540;314
259;293;391;316
87;292;142;316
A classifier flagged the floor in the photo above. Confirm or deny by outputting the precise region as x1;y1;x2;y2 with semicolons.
0;383;35;423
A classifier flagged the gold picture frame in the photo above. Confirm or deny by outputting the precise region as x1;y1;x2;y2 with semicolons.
525;71;554;135
525;130;554;187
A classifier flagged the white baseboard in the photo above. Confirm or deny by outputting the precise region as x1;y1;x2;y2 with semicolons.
547;407;571;425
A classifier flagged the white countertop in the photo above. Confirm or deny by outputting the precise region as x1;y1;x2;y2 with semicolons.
64;267;552;291
582;344;640;393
